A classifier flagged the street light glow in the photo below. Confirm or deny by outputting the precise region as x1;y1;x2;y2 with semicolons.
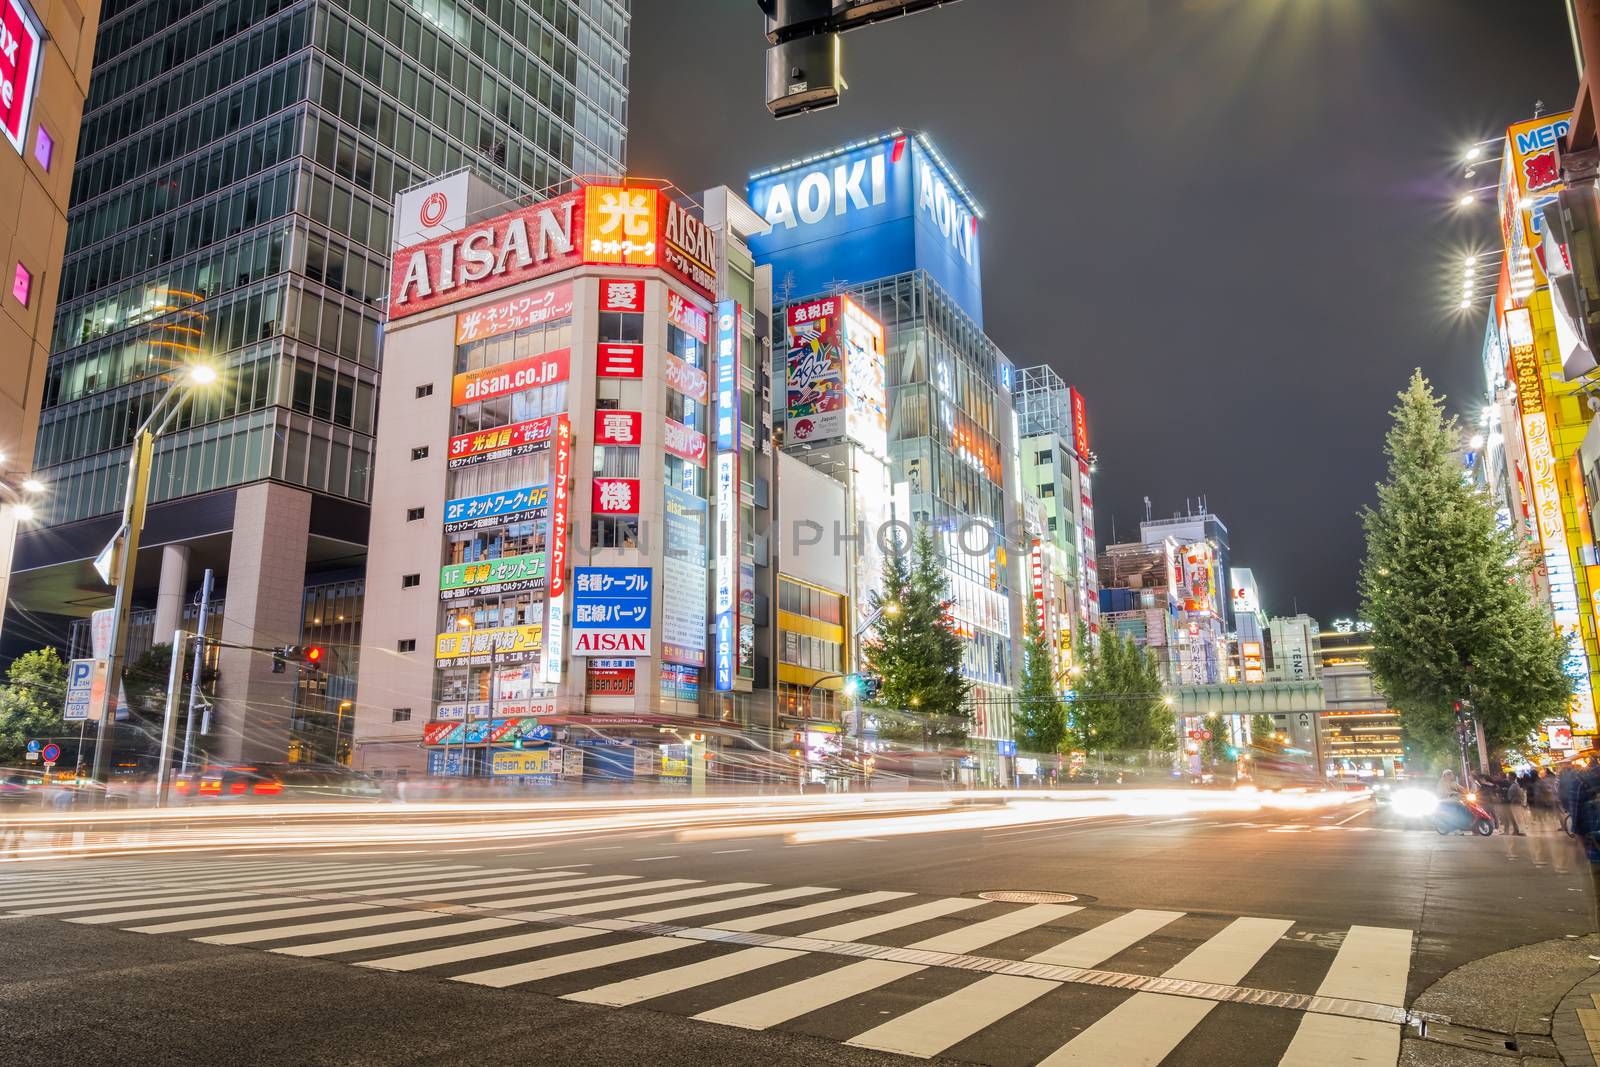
188;364;219;385
1457;193;1475;208
13;503;35;521
20;478;44;493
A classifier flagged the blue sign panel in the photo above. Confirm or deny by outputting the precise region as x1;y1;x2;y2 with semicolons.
572;567;653;657
748;131;983;327
443;484;550;532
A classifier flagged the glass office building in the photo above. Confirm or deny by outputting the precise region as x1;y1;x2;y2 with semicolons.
8;0;629;762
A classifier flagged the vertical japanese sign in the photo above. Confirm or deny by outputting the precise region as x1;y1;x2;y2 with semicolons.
1070;387;1090;458
714;300;742;691
544;414;572;684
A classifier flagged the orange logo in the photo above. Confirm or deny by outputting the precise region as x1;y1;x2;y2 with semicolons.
582;186;658;266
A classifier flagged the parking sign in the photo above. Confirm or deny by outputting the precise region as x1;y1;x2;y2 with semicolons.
63;658;104;722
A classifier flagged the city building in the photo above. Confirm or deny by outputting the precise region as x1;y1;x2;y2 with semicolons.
1318;624;1403;781
6;0;630;762
749;129;1023;783
0;0;100;643
1229;567;1266;683
1267;614;1321;682
1097;538;1182;683
352;174;758;781
1476;109;1599;743
1138;507;1229;686
1015;364;1098;680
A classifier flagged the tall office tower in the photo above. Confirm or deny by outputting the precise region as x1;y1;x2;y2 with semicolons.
0;0;101;647
9;0;629;763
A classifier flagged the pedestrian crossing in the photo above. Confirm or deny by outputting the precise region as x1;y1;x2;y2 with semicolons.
0;858;1415;1066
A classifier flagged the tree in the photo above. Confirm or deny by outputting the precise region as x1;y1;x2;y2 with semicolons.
863;527;972;747
1250;714;1278;744
1360;371;1571;769
0;648;67;763
1069;632;1174;763
1014;611;1065;755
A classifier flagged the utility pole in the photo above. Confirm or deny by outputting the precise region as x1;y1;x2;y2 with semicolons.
154;630;191;807
181;568;213;773
90;429;153;787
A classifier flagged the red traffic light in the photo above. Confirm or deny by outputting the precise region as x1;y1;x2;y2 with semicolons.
305;646;325;665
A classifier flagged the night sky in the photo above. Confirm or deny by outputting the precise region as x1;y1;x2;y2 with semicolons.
629;0;1576;622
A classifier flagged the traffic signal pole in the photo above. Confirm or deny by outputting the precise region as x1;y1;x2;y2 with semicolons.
154;630;192;807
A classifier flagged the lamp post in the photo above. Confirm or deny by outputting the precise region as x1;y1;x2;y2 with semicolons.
90;363;218;789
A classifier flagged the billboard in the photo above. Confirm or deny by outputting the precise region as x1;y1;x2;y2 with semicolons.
455;282;573;345
545;414;571;684
447;416;555;469
443;485;549;533
1181;542;1214;615
1499;112;1571;298
786;299;846;443
581;185;717;299
571;567;653;656
452;348;569;406
1070;388;1090;459
842;298;888;459
0;0;40;157
714;302;742;691
663;486;708;667
438;553;547;599
434;625;542;665
748;131;983;326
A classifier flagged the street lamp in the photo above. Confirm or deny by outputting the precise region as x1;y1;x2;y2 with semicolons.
89;361;219;788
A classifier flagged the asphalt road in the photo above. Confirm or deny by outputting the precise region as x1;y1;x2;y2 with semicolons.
0;794;1588;1066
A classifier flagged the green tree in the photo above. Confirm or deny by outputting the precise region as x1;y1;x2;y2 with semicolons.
1250;714;1278;744
1360;371;1571;769
1070;632;1174;763
0;648;68;763
1013;611;1065;755
864;527;972;747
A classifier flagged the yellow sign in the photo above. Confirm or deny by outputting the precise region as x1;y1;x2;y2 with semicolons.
1499;112;1572;295
582;185;658;267
491;748;558;776
434;625;542;663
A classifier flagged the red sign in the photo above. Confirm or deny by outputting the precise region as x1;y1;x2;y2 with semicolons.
549;415;572;597
663;418;707;465
594;410;643;446
667;290;709;341
599;278;645;312
0;0;39;156
1070;387;1090;458
587;662;637;695
1030;539;1046;631
664;353;708;403
452;348;570;405
389;191;583;320
597;343;644;377
447;416;555;469
422;722;456;745
593;478;641;514
455;282;573;345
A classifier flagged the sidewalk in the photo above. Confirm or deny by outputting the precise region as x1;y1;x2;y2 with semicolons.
1401;933;1600;1066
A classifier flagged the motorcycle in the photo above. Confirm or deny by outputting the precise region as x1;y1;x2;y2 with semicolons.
1433;790;1497;836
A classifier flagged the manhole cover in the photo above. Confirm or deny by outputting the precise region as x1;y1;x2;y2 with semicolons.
978;891;1080;904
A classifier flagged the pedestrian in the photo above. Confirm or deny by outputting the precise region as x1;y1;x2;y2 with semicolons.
1567;760;1600;930
1503;775;1526;835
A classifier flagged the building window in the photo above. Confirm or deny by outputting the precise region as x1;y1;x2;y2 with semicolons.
397;639;416;653
411;446;429;461
402;574;420;588
590;515;640;549
392;708;412;723
416;383;433;398
1040;483;1054;498
406;507;425;521
1035;450;1051;465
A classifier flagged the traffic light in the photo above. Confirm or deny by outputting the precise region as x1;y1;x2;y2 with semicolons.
271;645;328;673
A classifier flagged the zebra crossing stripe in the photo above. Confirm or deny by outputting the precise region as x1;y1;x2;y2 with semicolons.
1036;917;1294;1067
711;890;912;933
401;874;636;903
453;935;694;988
127;902;377;935
848;973;1057;1058
693;959;925;1030
906;902;1080;955
544;882;767;917
271;916;524;957
0;864;429;906
564;946;808;1008
359;925;605;972
800;897;984;942
65;896;316;925
199;910;465;946
617;885;834;924
1027;909;1185;968
338;871;577;897
468;877;685;909
10;890;274;916
1277;924;1412;1067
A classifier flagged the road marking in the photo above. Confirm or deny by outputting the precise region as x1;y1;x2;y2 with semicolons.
848;973;1056;1058
273;916;523;957
454;934;692;988
198;909;459;946
1268;825;1310;833
8;890;271;916
463;877;673;909
1027;909;1185;968
545;882;766;917
711;849;752;855
394;874;626;903
1038;916;1293;1066
582;846;623;851
619;886;834;924
65;896;315;925
634;856;678;862
126;902;376;934
1277;924;1412;1066
907;902;1081;955
802;897;984;942
693;959;924;1029
712;890;913;933
1336;809;1367;826
0;864;437;906
359;925;605;972
340;871;577;896
565;945;806;1007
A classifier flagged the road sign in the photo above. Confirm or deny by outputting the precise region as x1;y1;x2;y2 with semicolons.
25;739;40;753
93;529;122;586
63;658;101;721
24;751;37;760
41;744;60;763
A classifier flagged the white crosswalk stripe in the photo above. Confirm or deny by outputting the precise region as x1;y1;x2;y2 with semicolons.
4;859;1419;1067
